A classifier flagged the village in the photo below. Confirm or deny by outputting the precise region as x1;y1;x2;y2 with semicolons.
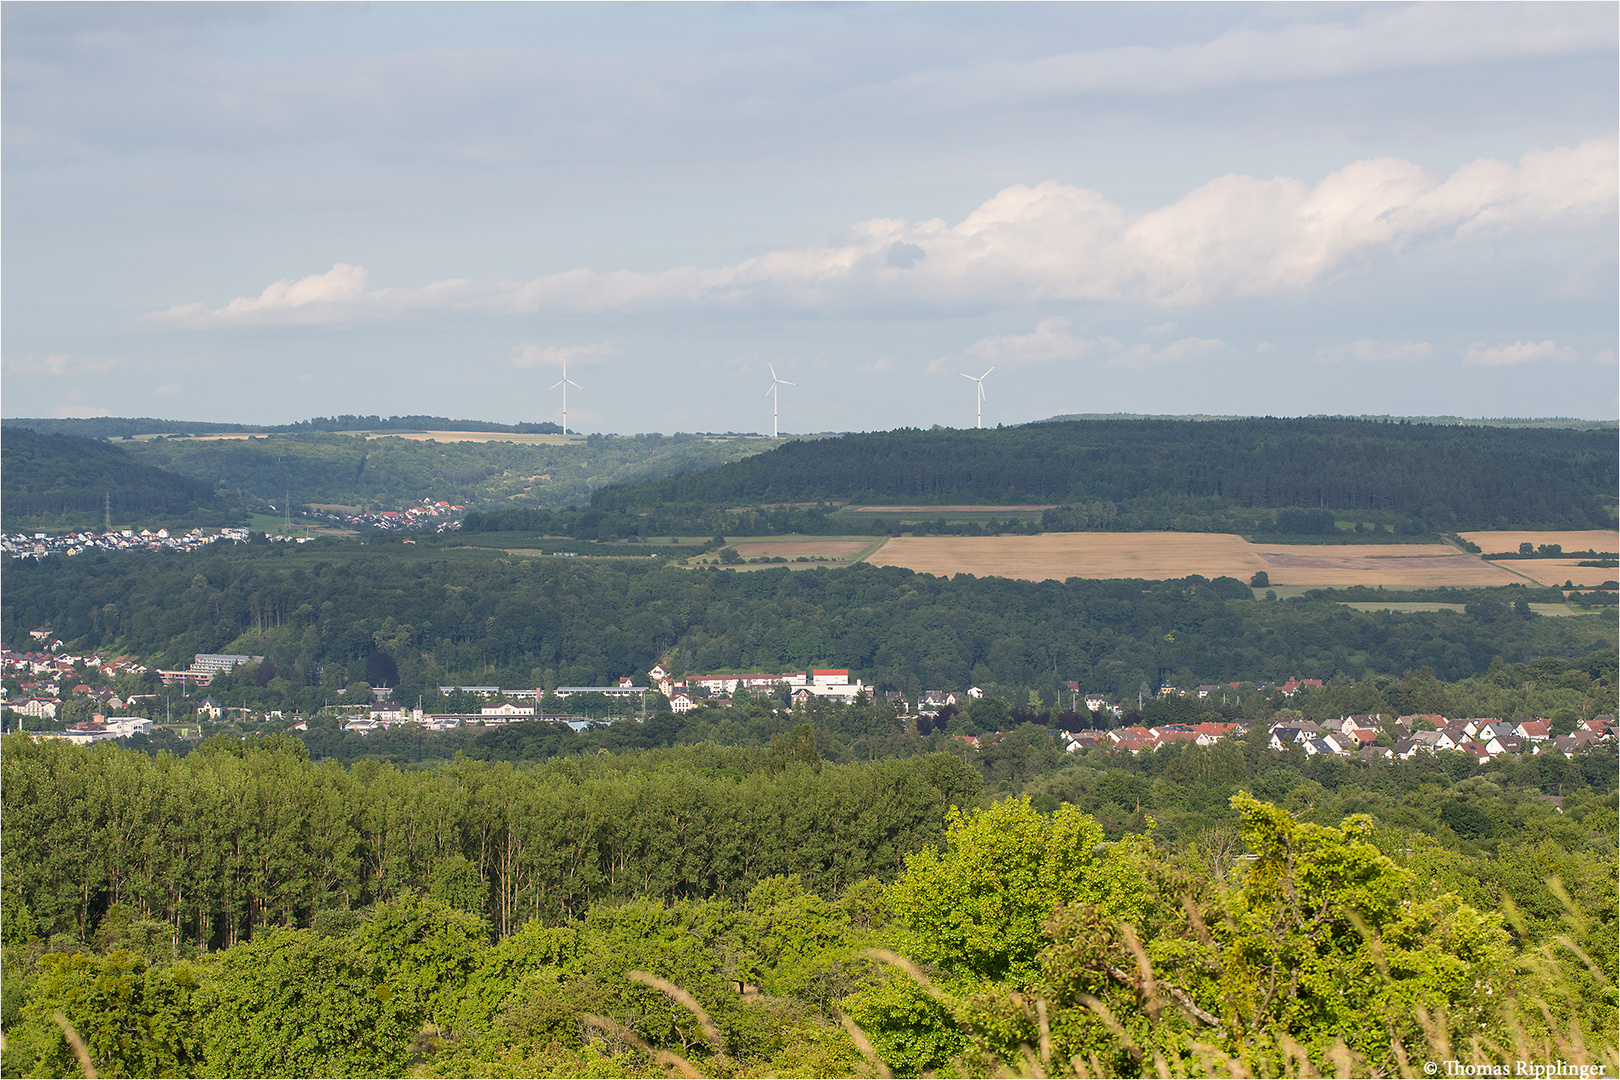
0;526;259;560
5;638;1610;766
1;498;467;561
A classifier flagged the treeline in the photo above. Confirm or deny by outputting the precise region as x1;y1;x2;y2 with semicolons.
2;735;980;947
593;417;1619;530
459;500;881;540
4;549;1615;707
0;428;239;531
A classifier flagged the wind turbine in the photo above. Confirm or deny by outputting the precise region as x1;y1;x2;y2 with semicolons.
960;366;995;428
764;363;796;438
547;357;582;435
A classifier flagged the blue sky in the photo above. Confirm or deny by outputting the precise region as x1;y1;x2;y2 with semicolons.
3;2;1615;433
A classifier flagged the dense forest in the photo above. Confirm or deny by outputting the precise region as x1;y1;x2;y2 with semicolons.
4;547;1614;708
0;428;240;532
594;418;1619;530
2;723;1613;1078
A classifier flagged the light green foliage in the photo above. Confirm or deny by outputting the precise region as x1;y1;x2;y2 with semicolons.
351;893;490;1029
850;794;1547;1079
888;797;1137;984
11;950;207;1079
200;927;422;1078
1213;793;1513;1066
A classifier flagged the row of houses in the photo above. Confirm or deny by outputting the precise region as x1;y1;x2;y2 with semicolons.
948;713;1614;762
31;715;155;745
309;498;464;532
1266;712;1613;763
1;641;153;721
1;526;255;561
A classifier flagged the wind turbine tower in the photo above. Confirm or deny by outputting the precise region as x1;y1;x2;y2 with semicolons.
547;358;582;435
960;366;995;429
764;363;796;438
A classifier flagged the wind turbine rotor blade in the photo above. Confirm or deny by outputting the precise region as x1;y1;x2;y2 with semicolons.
779;379;796;386
547;379;565;391
960;372;976;381
981;366;995;379
764;385;775;398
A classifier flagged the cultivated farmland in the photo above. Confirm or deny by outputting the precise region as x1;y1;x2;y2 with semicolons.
865;533;1529;588
1505;560;1620;588
1457;529;1619;554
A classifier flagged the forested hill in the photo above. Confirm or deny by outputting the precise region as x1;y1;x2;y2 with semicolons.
592;417;1619;529
0;427;235;530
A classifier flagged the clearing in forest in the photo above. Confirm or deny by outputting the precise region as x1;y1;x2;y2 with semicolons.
865;533;1529;588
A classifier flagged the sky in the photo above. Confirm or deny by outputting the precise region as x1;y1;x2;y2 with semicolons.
3;1;1616;434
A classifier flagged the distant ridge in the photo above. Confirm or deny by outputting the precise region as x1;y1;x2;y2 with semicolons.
591;416;1618;531
1041;413;1617;431
1;415;564;439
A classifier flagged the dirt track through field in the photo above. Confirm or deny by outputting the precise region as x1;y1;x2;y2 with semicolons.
865;533;1530;587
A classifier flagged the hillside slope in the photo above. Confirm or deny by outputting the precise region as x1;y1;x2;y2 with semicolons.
118;431;780;511
1;427;236;530
591;418;1618;530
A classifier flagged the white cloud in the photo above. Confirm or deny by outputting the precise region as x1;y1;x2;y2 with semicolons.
855;355;895;375
1461;340;1579;366
509;340;619;369
960;316;1094;368
1105;337;1229;370
1318;339;1433;364
53;403;110;418
875;4;1615;107
944;318;1227;373
150;263;373;327
4;352;116;376
1142;322;1178;339
150;138;1618;326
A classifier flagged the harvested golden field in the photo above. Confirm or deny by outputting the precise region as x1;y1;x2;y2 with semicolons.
1254;546;1520;587
1456;529;1619;554
867;533;1264;581
865;533;1527;588
1506;560;1620;588
731;540;873;559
